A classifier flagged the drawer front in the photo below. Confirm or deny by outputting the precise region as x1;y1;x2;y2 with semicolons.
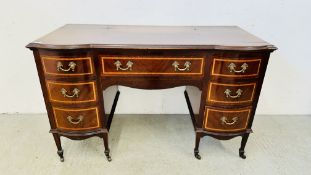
101;56;204;75
207;82;256;104
53;107;100;131
47;81;97;103
212;59;261;77
204;107;251;132
42;57;94;76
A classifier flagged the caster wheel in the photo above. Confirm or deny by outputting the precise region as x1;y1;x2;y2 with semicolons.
195;154;201;160
239;150;246;159
194;150;201;160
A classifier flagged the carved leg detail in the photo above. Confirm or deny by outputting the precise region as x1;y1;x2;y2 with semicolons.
52;134;64;162
103;133;112;162
239;133;250;159
194;132;201;160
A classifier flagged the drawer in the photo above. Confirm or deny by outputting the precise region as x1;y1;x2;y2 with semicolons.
207;82;256;104
204;107;251;132
42;57;94;76
212;58;261;77
53;107;100;131
101;56;204;75
47;81;97;103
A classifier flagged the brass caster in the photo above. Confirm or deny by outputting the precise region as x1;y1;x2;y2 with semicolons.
239;149;246;159
107;156;112;162
57;150;64;162
105;149;112;162
194;150;201;160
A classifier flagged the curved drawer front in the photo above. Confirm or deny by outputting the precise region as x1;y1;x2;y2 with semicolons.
47;81;97;103
212;59;261;77
53;107;100;131
207;82;256;104
101;57;204;75
204;107;251;132
42;57;94;76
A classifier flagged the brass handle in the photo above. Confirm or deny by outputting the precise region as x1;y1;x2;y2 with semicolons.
228;63;248;73
57;61;77;72
220;116;238;125
67;115;84;125
224;89;243;99
114;60;133;71
60;88;80;98
172;61;191;71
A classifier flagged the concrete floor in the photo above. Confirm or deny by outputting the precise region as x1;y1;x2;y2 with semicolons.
0;114;310;175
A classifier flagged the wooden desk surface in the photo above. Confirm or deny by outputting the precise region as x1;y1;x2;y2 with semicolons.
27;24;276;50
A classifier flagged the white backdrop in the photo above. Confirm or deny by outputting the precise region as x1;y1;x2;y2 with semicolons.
0;0;310;114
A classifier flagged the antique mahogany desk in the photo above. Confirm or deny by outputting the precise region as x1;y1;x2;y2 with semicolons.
27;24;276;162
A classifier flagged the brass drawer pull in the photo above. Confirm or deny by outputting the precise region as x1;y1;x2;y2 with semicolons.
60;88;80;98
114;60;133;71
57;61;77;72
228;63;248;73
172;61;191;71
67;115;84;124
220;116;238;125
224;89;243;99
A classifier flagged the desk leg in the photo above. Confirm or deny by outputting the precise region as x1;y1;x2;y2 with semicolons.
103;133;112;161
107;90;120;131
184;90;197;131
184;90;202;160
239;133;249;159
52;133;64;162
194;132;202;160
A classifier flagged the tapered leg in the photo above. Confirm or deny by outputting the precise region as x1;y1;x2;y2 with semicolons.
52;134;64;162
239;133;250;159
103;133;112;162
107;91;120;131
194;132;201;160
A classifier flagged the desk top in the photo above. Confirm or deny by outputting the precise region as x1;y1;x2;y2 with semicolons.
27;24;276;51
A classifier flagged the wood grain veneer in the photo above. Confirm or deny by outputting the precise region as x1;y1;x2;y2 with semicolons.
42;57;94;76
212;58;261;77
207;82;256;105
46;81;97;103
203;107;251;132
53;107;100;131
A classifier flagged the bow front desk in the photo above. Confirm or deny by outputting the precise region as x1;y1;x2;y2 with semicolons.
26;24;276;162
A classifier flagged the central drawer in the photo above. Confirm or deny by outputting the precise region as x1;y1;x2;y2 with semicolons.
101;56;204;75
53;107;100;131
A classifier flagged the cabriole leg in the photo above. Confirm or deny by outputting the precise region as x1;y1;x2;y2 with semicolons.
194;132;201;160
52;133;64;162
103;133;112;162
239;133;250;159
